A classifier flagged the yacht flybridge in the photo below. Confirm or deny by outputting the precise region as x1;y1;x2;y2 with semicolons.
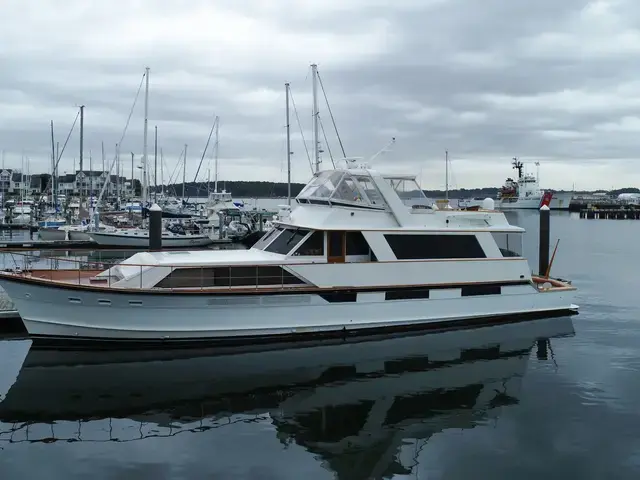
0;165;578;343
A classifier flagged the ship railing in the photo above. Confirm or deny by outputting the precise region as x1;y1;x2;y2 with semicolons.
3;252;311;292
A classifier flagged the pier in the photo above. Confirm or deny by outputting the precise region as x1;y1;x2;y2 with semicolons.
579;208;640;220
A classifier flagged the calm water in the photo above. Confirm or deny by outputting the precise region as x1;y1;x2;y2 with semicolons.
1;210;640;479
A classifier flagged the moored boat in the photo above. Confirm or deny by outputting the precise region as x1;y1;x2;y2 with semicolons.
0;164;578;343
89;226;214;248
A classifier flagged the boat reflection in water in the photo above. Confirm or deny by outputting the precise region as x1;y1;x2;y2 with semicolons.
0;317;574;479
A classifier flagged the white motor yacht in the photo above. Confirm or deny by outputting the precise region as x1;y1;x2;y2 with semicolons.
0;164;577;343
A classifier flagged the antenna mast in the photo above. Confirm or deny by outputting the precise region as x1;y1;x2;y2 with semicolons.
445;150;449;202
311;63;320;173
285;82;292;205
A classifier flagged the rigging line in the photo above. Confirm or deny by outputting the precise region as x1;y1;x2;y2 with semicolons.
116;72;146;150
167;148;184;186
316;70;346;158
185;115;218;204
95;71;146;205
53;109;80;171
44;111;79;194
289;89;314;175
318;115;335;168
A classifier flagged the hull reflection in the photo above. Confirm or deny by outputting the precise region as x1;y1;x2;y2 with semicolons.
0;317;574;479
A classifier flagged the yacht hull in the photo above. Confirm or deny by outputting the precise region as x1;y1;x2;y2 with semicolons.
90;231;214;248
38;228;67;241
68;231;92;242
0;277;577;343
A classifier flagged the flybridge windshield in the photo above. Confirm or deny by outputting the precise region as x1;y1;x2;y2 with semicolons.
384;177;428;202
296;170;386;208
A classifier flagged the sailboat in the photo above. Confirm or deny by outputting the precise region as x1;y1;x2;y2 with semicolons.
89;69;214;248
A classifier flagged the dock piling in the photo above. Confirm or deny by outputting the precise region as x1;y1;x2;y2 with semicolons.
539;205;550;277
149;203;162;251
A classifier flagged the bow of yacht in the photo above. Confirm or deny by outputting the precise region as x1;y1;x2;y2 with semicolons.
0;165;577;343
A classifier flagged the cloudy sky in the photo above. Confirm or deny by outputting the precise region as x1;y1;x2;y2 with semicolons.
1;0;640;191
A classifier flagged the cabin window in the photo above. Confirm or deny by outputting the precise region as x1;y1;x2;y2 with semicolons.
252;227;283;250
264;228;310;254
383;234;486;260
461;284;501;296
346;232;371;256
153;266;305;288
293;231;325;256
491;232;523;257
331;177;365;203
353;176;383;205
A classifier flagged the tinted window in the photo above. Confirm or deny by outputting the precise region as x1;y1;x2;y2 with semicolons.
384;234;486;259
154;266;305;288
293;231;324;256
253;227;283;250
346;231;370;256
265;228;310;254
491;232;523;257
328;231;344;257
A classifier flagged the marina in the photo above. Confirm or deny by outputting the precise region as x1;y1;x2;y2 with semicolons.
5;1;640;477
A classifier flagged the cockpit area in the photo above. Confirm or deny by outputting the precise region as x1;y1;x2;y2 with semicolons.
296;169;431;212
296;170;387;210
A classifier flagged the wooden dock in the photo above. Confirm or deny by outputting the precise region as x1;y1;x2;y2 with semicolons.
0;238;234;251
579;208;640;219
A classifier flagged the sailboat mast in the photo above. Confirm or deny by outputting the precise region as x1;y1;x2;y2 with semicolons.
154;125;158;203
79;105;84;210
182;144;187;206
142;66;150;204
50;121;55;205
160;148;164;196
115;143;120;205
285;82;291;206
55;142;59;209
214;118;219;193
445;150;449;202
130;152;134;200
311;63;320;173
89;150;93;203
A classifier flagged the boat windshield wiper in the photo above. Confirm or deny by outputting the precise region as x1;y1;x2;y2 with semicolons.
286;228;301;245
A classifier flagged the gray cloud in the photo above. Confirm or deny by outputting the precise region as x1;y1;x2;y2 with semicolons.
1;0;639;190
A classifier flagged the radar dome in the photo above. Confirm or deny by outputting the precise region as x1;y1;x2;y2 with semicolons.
482;198;495;210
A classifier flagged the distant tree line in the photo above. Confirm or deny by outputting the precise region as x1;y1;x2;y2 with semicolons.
149;181;640;199
152;181;307;198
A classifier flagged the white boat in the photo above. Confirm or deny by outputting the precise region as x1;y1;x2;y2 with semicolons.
0;318;575;464
38;221;115;242
495;158;572;210
0;164;578;343
89;227;214;248
38;227;67;241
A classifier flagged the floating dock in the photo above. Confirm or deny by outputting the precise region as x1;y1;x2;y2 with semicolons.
579;208;640;219
0;238;234;251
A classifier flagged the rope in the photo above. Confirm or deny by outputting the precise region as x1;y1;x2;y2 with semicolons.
289;90;314;175
317;70;346;158
96;72;146;205
318;115;335;168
